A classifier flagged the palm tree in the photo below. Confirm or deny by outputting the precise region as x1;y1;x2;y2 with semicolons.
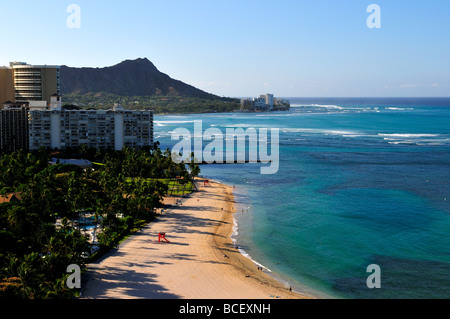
188;152;201;191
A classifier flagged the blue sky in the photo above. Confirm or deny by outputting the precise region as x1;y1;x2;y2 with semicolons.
1;0;449;97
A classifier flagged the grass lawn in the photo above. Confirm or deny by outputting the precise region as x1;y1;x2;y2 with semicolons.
125;177;195;196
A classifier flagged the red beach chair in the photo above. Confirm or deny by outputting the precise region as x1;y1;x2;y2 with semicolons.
158;232;170;243
204;179;212;187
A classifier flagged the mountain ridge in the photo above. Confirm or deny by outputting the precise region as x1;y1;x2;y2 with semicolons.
59;58;217;99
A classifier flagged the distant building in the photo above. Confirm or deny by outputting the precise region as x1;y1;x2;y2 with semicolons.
261;94;274;110
240;94;289;112
273;98;291;111
240;99;254;110
253;97;267;110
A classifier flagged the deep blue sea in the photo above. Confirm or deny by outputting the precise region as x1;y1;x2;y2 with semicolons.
154;97;450;299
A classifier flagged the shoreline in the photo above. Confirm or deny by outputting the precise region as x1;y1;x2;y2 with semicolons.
227;182;325;299
81;178;315;299
230;185;328;299
204;179;312;299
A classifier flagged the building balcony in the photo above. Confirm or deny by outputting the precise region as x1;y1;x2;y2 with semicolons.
14;79;42;84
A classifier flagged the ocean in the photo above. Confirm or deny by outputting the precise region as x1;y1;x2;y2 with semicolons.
154;97;450;299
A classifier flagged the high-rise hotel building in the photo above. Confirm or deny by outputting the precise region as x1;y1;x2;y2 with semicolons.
0;66;14;105
0;62;60;105
0;101;30;153
1;62;60;152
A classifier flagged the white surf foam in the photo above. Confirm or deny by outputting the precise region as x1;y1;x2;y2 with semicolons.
378;133;440;138
154;120;196;125
282;128;361;137
291;104;344;110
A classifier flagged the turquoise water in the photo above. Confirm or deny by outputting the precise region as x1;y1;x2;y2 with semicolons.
155;98;450;299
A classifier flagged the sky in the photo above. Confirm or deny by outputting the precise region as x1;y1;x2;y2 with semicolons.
1;0;449;97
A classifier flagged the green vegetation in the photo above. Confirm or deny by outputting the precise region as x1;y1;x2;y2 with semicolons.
0;144;200;298
126;178;195;197
63;93;241;114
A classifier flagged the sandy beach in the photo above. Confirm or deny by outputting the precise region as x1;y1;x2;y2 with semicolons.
82;179;313;299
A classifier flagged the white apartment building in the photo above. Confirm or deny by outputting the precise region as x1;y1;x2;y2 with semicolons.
29;96;153;151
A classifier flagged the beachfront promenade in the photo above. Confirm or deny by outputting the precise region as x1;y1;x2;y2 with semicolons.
81;179;308;299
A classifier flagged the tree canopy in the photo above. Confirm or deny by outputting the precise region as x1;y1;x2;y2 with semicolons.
0;145;200;298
